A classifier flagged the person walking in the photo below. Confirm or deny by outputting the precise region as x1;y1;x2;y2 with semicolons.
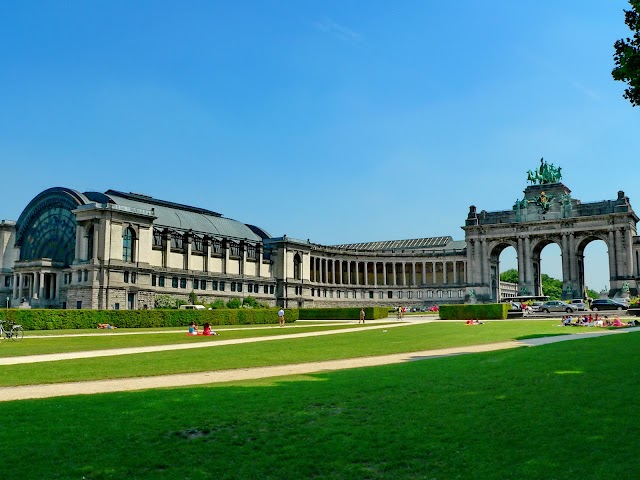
278;307;285;327
359;308;366;324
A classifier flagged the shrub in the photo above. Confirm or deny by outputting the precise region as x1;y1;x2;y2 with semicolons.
188;291;199;305
0;308;300;330
299;307;389;320
226;298;241;309
154;294;179;309
209;299;226;309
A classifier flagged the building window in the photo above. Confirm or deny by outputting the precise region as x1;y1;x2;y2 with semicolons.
170;231;184;250
247;244;257;259
131;272;136;283
336;290;340;298
417;291;423;299
180;278;187;289
77;270;82;282
237;283;242;292
219;281;225;291
159;276;165;287
378;292;384;299
352;291;356;299
269;285;274;294
172;277;179;288
231;282;236;292
152;274;157;286
229;242;240;257
388;291;393;299
87;226;94;260
369;291;374;299
114;302;119;310
311;288;315;297
329;290;333;298
212;239;222;254
407;291;413;299
76;300;82;309
212;280;218;290
448;290;453;298
428;291;433;298
84;270;88;282
437;290;443;298
153;229;163;247
123;227;135;263
4;276;9;288
200;280;206;290
263;285;268;294
193;280;199;290
397;291;403;299
458;290;464;298
360;291;365;299
192;235;204;252
124;271;129;283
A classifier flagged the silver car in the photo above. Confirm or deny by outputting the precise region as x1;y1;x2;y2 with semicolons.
570;299;588;311
540;300;577;313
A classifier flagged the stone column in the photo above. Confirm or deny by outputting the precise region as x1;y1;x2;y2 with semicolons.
569;233;578;285
92;225;99;262
561;234;569;285
524;236;532;286
75;226;83;262
608;230;617;280
411;262;416;286
626;228;634;278
383;262;387;286
432;262;437;285
13;273;18;299
55;272;61;301
39;272;45;299
204;238;211;273
373;262;378;286
223;240;230;275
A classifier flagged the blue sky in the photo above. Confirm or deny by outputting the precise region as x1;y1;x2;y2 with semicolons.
1;0;638;293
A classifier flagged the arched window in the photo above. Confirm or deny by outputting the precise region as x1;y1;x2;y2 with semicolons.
293;253;302;280
123;227;135;263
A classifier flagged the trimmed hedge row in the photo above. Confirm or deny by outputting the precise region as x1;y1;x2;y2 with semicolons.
439;303;509;320
298;307;389;320
0;308;299;330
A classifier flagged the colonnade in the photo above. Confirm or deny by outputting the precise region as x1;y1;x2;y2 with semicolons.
309;257;466;287
11;271;59;302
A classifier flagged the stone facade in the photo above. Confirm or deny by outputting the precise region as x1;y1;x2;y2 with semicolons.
1;177;639;309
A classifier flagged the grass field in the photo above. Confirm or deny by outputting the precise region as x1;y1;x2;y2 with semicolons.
1;321;638;479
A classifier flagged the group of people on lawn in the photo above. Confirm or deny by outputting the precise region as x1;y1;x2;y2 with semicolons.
188;322;218;336
561;314;639;328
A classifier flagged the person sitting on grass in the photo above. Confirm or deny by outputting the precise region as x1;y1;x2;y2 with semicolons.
201;323;218;336
97;323;117;329
188;321;198;336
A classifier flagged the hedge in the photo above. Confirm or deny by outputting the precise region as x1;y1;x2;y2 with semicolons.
0;308;299;330
438;303;509;320
298;307;389;320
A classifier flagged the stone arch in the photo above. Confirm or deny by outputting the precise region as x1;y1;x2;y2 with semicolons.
487;240;518;301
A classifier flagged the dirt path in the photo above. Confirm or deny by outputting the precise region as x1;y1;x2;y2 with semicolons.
1;323;637;402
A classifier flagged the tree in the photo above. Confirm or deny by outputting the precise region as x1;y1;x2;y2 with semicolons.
612;1;640;106
540;274;563;300
499;269;519;284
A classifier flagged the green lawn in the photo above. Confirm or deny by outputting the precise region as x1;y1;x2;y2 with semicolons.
1;329;638;479
0;320;612;387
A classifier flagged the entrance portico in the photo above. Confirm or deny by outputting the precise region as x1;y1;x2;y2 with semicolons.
11;259;62;308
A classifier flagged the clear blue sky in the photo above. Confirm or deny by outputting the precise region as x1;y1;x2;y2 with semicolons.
1;1;638;293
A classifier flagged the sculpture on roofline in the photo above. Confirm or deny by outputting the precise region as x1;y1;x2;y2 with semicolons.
526;158;562;185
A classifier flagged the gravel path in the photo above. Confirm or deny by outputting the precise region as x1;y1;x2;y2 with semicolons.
1;322;637;402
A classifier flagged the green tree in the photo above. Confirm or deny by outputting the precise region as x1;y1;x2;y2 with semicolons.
499;269;519;284
612;1;640;106
541;274;563;300
188;291;199;305
209;299;226;309
585;287;599;300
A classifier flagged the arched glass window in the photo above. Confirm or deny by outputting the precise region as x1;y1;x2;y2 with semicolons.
123;227;135;263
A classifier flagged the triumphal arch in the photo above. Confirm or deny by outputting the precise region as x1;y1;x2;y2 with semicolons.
463;159;639;302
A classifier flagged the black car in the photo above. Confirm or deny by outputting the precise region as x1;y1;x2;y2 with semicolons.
590;299;627;311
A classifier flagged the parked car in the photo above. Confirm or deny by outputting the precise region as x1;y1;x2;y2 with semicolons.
590;299;627;311
530;301;545;312
570;299;588;311
508;302;523;312
428;305;439;312
539;300;577;313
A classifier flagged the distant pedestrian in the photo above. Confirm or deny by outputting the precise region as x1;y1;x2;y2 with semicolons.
359;308;366;324
278;307;285;327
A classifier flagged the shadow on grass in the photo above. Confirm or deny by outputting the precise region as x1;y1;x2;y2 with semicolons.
516;333;571;340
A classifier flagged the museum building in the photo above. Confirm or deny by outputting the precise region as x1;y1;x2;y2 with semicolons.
0;187;469;309
2;163;639;310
